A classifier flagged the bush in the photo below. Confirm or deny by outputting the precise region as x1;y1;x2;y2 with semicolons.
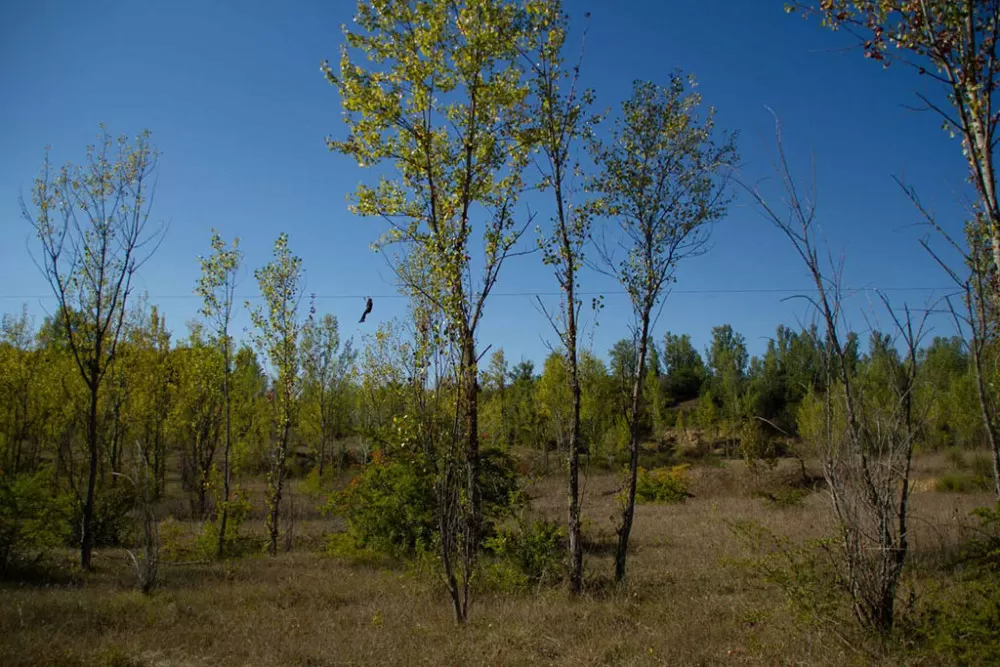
68;482;137;548
485;517;566;587
635;464;691;503
0;471;73;572
739;419;778;474
905;505;1000;665
327;445;523;558
936;472;991;493
196;485;254;560
753;485;809;508
327;451;436;557
908;576;1000;666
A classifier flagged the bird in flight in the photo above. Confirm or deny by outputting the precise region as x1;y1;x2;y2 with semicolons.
359;296;373;323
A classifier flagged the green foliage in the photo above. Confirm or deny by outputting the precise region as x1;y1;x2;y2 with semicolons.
634;464;691;503
329;451;436;557
248;232;304;556
908;575;1000;666
753;485;810;509
70;483;138;548
728;520;848;633
695;390;719;430
157;517;192;562
0;472;72;572
662;331;705;403
965;503;1000;571
738;419;778;474
197;467;254;559
936;471;992;493
484;517;566;587
328;445;522;558
707;324;748;423
902;505;1000;665
537;351;571;450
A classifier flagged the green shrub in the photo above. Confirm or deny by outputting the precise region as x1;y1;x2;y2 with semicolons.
327;450;436;557
753;486;810;508
727;520;849;633
0;471;73;572
327;444;523;558
157;517;194;561
635;464;691;503
900;504;1000;665
196;486;254;560
936;472;991;493
909;576;1000;666
300;465;337;498
965;503;1000;571
485;517;566;587
969;453;994;480
67;482;137;548
739;419;778;474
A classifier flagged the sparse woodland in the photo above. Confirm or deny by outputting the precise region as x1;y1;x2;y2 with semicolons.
4;1;1000;665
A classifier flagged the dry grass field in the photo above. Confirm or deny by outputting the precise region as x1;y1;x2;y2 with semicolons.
1;452;994;667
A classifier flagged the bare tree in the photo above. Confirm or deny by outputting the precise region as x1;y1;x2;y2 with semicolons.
589;75;737;584
910;194;1000;499
790;1;1000;293
22;126;164;569
743;123;928;635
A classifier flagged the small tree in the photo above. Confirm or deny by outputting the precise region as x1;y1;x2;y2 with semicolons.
21;126;164;569
195;230;242;558
745;124;927;635
248;233;304;556
589;75;737;584
300;304;354;476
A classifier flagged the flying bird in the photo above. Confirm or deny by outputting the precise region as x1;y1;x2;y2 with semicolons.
359;296;373;323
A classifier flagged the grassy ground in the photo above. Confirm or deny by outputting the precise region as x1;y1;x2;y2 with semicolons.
1;452;994;666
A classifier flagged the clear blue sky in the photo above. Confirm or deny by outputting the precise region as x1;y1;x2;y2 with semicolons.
0;0;972;368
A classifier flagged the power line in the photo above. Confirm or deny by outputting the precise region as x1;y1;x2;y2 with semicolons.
0;286;959;301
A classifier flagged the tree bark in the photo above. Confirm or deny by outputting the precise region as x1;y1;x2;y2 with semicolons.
81;375;100;570
615;308;650;584
217;346;233;559
267;419;289;557
567;301;583;594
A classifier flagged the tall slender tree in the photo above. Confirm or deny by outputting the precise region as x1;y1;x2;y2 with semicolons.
300;304;354;476
589;76;737;584
248;233;303;557
195;230;243;558
523;0;599;594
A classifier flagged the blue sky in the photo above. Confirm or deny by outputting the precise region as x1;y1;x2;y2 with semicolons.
0;0;973;368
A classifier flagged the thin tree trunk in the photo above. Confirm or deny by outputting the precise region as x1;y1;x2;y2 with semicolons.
615;309;650;584
567;311;583;594
561;217;584;595
459;334;480;622
970;317;1000;499
217;349;232;559
81;377;100;569
268;420;290;556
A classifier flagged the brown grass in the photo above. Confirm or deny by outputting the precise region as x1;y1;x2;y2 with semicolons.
1;454;993;666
